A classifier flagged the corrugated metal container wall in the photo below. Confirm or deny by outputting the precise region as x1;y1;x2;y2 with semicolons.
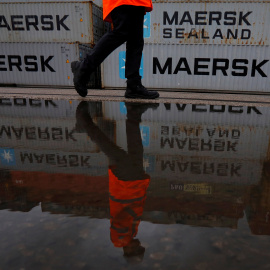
102;43;270;92
0;99;79;118
152;155;262;185
6;0;102;5
145;1;270;45
0;148;108;176
0;43;100;87
114;120;270;160
0;116;99;152
103;101;270;128
0;1;104;44
102;1;270;92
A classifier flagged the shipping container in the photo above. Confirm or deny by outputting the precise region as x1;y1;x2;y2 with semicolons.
0;43;100;87
102;43;270;92
144;2;270;45
104;101;270;128
0;1;105;44
0;98;79;118
114;120;270;160
0;148;108;176
6;0;103;5
0;116;100;152
152;155;262;185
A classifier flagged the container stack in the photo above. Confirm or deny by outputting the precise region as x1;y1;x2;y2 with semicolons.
102;0;270;94
104;101;270;188
0;0;108;88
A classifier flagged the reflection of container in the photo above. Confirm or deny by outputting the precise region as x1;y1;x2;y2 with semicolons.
245;162;270;235
145;179;248;228
154;155;262;185
115;120;270;160
102;43;270;92
0;43;100;87
0;99;80;118
0;1;104;44
0;149;109;176
145;2;270;45
9;170;109;209
104;101;270;128
0;116;99;153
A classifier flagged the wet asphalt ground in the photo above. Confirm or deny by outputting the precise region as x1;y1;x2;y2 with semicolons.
1;86;270;107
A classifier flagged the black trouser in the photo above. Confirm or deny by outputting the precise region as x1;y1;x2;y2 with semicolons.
80;103;145;180
82;5;145;81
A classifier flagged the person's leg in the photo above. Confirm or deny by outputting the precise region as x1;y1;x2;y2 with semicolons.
71;6;132;97
124;6;145;81
82;6;132;71
124;8;159;99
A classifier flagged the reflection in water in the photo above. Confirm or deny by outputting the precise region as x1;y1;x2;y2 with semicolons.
75;101;158;260
0;98;270;268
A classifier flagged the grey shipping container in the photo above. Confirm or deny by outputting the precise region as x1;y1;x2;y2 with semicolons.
0;42;100;88
145;1;270;45
0;1;105;44
102;43;270;92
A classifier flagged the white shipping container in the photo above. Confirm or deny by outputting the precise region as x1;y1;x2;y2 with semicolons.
152;155;262;186
0;98;103;119
0;98;79;118
0;116;99;153
102;43;270;92
0;43;100;87
0;1;104;44
0;148;108;176
5;0;103;5
145;2;270;45
115;120;270;160
104;101;270;128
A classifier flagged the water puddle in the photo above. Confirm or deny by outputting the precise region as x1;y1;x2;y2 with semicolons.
0;98;270;269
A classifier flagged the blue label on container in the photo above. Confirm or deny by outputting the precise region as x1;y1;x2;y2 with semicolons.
140;125;150;147
119;51;143;79
120;102;127;114
0;148;16;166
144;13;151;38
143;154;155;173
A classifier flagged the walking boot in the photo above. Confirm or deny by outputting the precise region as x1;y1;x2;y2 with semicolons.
71;61;92;97
125;78;159;99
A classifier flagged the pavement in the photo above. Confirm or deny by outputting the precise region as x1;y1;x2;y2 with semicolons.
1;86;270;107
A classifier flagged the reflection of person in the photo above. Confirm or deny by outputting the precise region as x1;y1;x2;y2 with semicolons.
76;101;158;259
71;1;159;100
246;161;270;235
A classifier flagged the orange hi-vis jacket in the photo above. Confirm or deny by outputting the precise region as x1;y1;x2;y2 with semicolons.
109;167;150;247
103;0;153;22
